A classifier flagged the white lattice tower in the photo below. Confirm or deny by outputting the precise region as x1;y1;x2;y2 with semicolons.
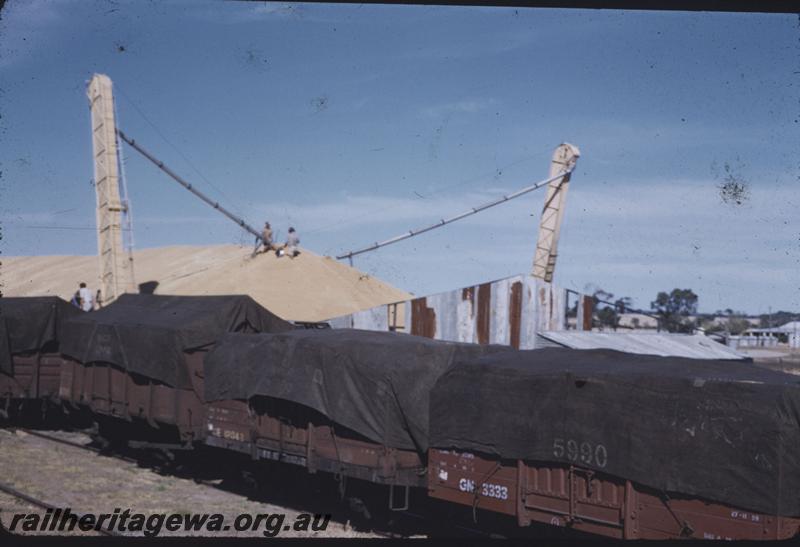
531;143;581;283
87;74;135;303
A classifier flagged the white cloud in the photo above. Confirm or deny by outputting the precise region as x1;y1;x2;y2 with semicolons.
419;98;497;119
247;184;542;238
189;2;309;25
232;174;797;252
229;173;799;312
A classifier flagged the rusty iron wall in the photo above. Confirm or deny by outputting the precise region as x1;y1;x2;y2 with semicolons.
328;274;570;350
576;294;593;331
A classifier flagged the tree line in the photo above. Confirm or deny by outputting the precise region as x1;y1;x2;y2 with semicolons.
570;288;798;335
569;288;697;334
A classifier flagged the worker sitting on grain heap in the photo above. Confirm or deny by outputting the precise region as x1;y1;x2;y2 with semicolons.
277;227;300;258
260;221;275;253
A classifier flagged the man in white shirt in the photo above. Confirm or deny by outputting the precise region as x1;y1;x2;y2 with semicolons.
78;282;94;312
284;227;300;258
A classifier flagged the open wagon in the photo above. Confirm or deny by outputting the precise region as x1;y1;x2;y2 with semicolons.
0;297;80;420
427;348;800;540
57;294;292;447
203;329;504;509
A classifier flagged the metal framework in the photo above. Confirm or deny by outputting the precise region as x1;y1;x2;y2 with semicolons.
87;74;136;304
531;143;581;282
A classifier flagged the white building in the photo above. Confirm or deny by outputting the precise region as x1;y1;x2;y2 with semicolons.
740;321;800;349
617;313;659;330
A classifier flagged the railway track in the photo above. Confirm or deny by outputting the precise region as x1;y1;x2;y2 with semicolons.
13;428;94;450
6;427;141;466
0;475;405;539
0;428;125;536
2;427;499;539
0;480;119;537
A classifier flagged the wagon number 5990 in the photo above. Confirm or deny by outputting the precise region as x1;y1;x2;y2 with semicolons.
553;438;608;468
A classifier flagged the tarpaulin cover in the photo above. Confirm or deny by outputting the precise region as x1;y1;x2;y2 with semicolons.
0;297;80;375
60;294;293;388
204;329;505;453
429;348;800;516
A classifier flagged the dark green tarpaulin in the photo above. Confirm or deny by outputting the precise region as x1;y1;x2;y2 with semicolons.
204;329;506;453
60;294;293;388
430;348;800;516
0;297;80;375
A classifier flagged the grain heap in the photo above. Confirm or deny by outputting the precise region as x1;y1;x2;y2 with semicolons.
2;245;410;322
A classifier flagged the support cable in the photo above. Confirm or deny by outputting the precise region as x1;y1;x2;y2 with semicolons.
113;85;248;218
116;129;264;244
113;95;136;289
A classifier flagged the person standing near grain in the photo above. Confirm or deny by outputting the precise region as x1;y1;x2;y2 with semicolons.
77;282;94;312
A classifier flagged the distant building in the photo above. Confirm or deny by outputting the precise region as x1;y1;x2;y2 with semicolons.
738;321;800;349
617;313;659;330
568;312;658;331
703;315;761;328
567;312;658;332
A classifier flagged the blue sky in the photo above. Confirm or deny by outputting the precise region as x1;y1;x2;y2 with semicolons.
1;1;797;314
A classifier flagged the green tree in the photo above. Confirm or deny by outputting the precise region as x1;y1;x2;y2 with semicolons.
719;309;752;335
759;311;800;329
590;289;614;330
614;296;633;315
698;315;725;334
591;290;635;331
726;316;752;335
650;289;698;333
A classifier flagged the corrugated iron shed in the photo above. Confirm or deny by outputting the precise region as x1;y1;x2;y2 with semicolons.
328;273;569;349
537;331;749;360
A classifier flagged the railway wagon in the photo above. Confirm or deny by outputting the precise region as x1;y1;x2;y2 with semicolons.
57;294;293;447
0;297;81;417
427;348;800;540
203;329;505;507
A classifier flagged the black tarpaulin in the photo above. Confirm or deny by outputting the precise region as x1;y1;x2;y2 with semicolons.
429;348;800;516
60;294;293;388
0;297;81;375
0;320;10;376
204;329;505;453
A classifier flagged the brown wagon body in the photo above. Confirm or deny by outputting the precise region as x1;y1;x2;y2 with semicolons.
58;349;208;445
56;294;293;446
0;297;80;415
205;398;426;489
1;350;67;402
201;329;502;501
428;449;800;540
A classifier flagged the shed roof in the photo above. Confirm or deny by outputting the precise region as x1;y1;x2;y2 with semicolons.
745;321;800;334
537;331;747;360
